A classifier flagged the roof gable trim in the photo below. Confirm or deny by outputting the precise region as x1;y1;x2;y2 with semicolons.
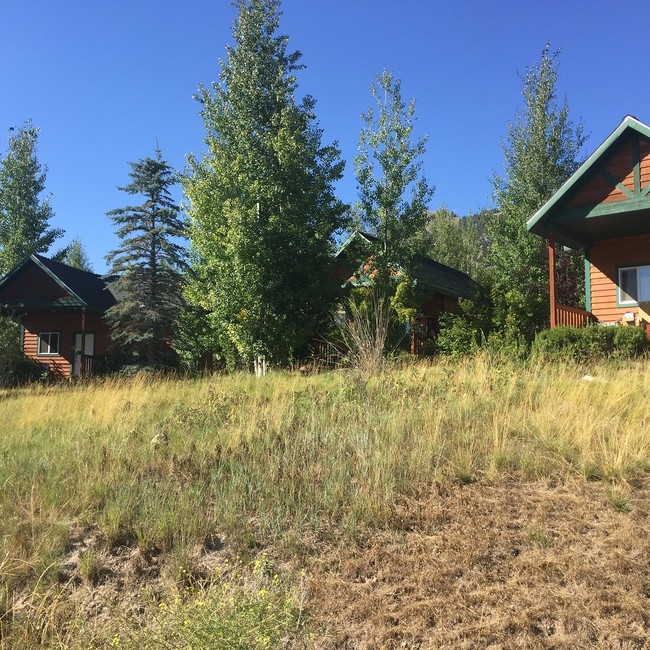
29;255;88;307
527;116;650;233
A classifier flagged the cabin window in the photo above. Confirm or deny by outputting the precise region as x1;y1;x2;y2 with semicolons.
618;265;650;305
37;332;60;355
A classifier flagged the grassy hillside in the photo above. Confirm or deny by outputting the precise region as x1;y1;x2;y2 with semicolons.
1;356;649;647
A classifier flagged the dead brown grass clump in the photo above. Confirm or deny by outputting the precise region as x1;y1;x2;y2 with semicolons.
306;478;650;649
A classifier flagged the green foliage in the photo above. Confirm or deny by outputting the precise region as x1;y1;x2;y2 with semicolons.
106;149;186;367
354;70;434;277
343;71;432;367
531;325;648;362
488;45;587;340
0;122;63;274
185;0;345;367
390;275;417;324
173;306;239;373
435;311;480;359
0;317;43;387
61;237;93;271
420;207;494;283
613;325;649;357
434;287;496;359
109;555;302;649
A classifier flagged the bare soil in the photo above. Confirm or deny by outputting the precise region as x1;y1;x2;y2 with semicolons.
305;478;650;649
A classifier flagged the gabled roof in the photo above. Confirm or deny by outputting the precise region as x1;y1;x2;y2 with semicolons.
336;230;477;300
0;254;117;313
413;256;476;299
527;115;650;248
334;230;380;258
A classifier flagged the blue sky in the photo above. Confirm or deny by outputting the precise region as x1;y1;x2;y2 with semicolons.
1;0;646;273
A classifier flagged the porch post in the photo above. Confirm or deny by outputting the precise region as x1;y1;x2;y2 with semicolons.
80;308;86;377
548;239;556;328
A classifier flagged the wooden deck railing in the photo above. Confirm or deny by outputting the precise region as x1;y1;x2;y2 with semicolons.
554;304;595;328
83;356;94;375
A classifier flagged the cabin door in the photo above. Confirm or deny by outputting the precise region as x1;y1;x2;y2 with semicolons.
73;333;95;376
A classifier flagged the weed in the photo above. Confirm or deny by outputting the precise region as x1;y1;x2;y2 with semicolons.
526;526;551;547
608;487;633;513
79;550;102;585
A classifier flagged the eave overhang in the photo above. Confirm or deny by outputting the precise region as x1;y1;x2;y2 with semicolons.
527;116;650;249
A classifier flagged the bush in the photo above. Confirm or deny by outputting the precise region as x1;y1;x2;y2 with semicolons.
434;292;494;359
435;313;480;359
6;357;47;386
532;325;648;362
613;326;649;358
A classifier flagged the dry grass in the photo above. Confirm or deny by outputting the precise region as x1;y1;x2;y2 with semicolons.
307;478;650;648
1;356;649;647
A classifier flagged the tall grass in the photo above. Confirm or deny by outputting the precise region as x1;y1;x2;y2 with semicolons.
1;356;649;644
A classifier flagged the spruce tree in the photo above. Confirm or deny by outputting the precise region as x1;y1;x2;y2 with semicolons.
0;122;62;274
106;149;186;367
184;0;345;369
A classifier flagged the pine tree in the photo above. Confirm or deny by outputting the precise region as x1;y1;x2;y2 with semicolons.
0;122;62;274
488;45;587;340
106;149;186;367
184;0;345;370
62;237;93;271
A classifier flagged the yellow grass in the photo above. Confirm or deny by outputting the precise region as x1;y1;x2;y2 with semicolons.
1;355;649;646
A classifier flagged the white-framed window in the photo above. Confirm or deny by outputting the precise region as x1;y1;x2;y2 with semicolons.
37;332;60;356
618;265;650;305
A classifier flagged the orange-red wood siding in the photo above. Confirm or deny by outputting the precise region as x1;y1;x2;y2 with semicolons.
569;140;650;208
590;233;650;323
23;312;112;377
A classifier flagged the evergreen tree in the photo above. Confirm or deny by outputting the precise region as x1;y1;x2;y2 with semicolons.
184;0;345;369
354;70;434;276
62;237;93;271
106;149;186;367
488;45;587;340
0;122;62;274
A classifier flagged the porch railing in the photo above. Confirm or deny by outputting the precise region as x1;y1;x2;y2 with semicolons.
80;355;94;376
555;304;595;328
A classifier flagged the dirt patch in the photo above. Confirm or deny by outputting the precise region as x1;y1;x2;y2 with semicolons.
306;478;650;649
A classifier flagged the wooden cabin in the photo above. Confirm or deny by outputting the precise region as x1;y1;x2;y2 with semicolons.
0;254;117;378
335;231;477;353
528;115;650;330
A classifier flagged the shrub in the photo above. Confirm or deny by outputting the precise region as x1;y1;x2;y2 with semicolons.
532;325;648;362
613;325;648;358
434;291;493;359
3;356;46;386
435;313;480;359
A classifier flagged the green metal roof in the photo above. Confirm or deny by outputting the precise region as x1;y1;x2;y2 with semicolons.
336;230;477;299
527;115;650;248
